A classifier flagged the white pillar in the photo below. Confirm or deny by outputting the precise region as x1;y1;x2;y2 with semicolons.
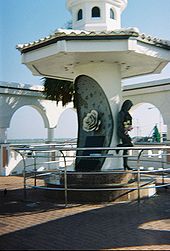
75;62;122;169
165;126;170;163
0;128;7;143
167;128;170;142
47;128;55;142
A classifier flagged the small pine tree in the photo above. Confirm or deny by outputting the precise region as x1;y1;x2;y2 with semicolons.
152;125;161;142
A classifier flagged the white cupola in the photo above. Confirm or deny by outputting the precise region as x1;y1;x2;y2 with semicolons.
67;0;128;31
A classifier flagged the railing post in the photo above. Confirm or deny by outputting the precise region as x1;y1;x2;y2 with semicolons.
161;149;165;186
23;156;27;200
33;152;37;187
60;150;68;207
16;150;27;200
137;149;143;204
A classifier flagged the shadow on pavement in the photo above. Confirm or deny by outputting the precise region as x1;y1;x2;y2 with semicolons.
0;188;170;250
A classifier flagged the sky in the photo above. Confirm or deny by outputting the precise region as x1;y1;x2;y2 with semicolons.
1;0;170;140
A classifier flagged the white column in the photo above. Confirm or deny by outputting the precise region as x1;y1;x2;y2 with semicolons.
165;126;170;163
75;62;123;169
0;128;7;143
0;128;8;175
47;128;55;142
167;127;170;142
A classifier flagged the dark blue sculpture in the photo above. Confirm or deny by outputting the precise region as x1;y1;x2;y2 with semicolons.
117;100;133;170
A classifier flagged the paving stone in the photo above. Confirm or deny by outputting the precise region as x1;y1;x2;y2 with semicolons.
0;176;170;250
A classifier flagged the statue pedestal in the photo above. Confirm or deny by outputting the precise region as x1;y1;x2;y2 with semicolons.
45;171;156;203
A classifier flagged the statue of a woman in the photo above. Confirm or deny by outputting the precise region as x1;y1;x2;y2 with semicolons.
117;100;133;170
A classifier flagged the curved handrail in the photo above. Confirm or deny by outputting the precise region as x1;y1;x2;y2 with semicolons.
12;144;170;206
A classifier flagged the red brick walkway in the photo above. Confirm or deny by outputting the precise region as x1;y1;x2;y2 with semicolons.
0;176;170;250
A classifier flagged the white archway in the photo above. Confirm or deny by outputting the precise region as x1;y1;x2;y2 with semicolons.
54;108;78;140
7;106;47;141
130;102;166;142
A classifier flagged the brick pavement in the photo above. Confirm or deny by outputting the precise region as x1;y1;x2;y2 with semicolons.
0;176;170;250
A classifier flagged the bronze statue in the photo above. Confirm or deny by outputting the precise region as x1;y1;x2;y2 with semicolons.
117;100;133;170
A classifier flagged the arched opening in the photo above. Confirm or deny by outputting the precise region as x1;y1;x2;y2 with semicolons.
7;106;46;143
110;9;115;19
54;108;78;140
129;103;167;143
92;6;101;18
77;9;83;21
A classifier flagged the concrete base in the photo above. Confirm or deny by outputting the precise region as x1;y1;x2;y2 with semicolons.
45;171;156;203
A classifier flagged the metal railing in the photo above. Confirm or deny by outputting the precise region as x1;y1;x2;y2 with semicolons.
12;144;170;207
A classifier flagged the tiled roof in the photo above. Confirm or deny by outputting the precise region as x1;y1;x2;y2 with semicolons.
16;28;170;53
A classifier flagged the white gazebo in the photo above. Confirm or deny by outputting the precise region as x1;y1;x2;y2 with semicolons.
17;0;170;170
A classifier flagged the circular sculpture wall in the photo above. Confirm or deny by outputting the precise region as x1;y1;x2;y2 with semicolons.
75;75;114;171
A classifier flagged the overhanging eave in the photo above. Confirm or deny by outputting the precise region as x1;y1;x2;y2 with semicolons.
20;36;170;80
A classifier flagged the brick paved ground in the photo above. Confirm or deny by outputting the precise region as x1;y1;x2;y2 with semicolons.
0;176;170;250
